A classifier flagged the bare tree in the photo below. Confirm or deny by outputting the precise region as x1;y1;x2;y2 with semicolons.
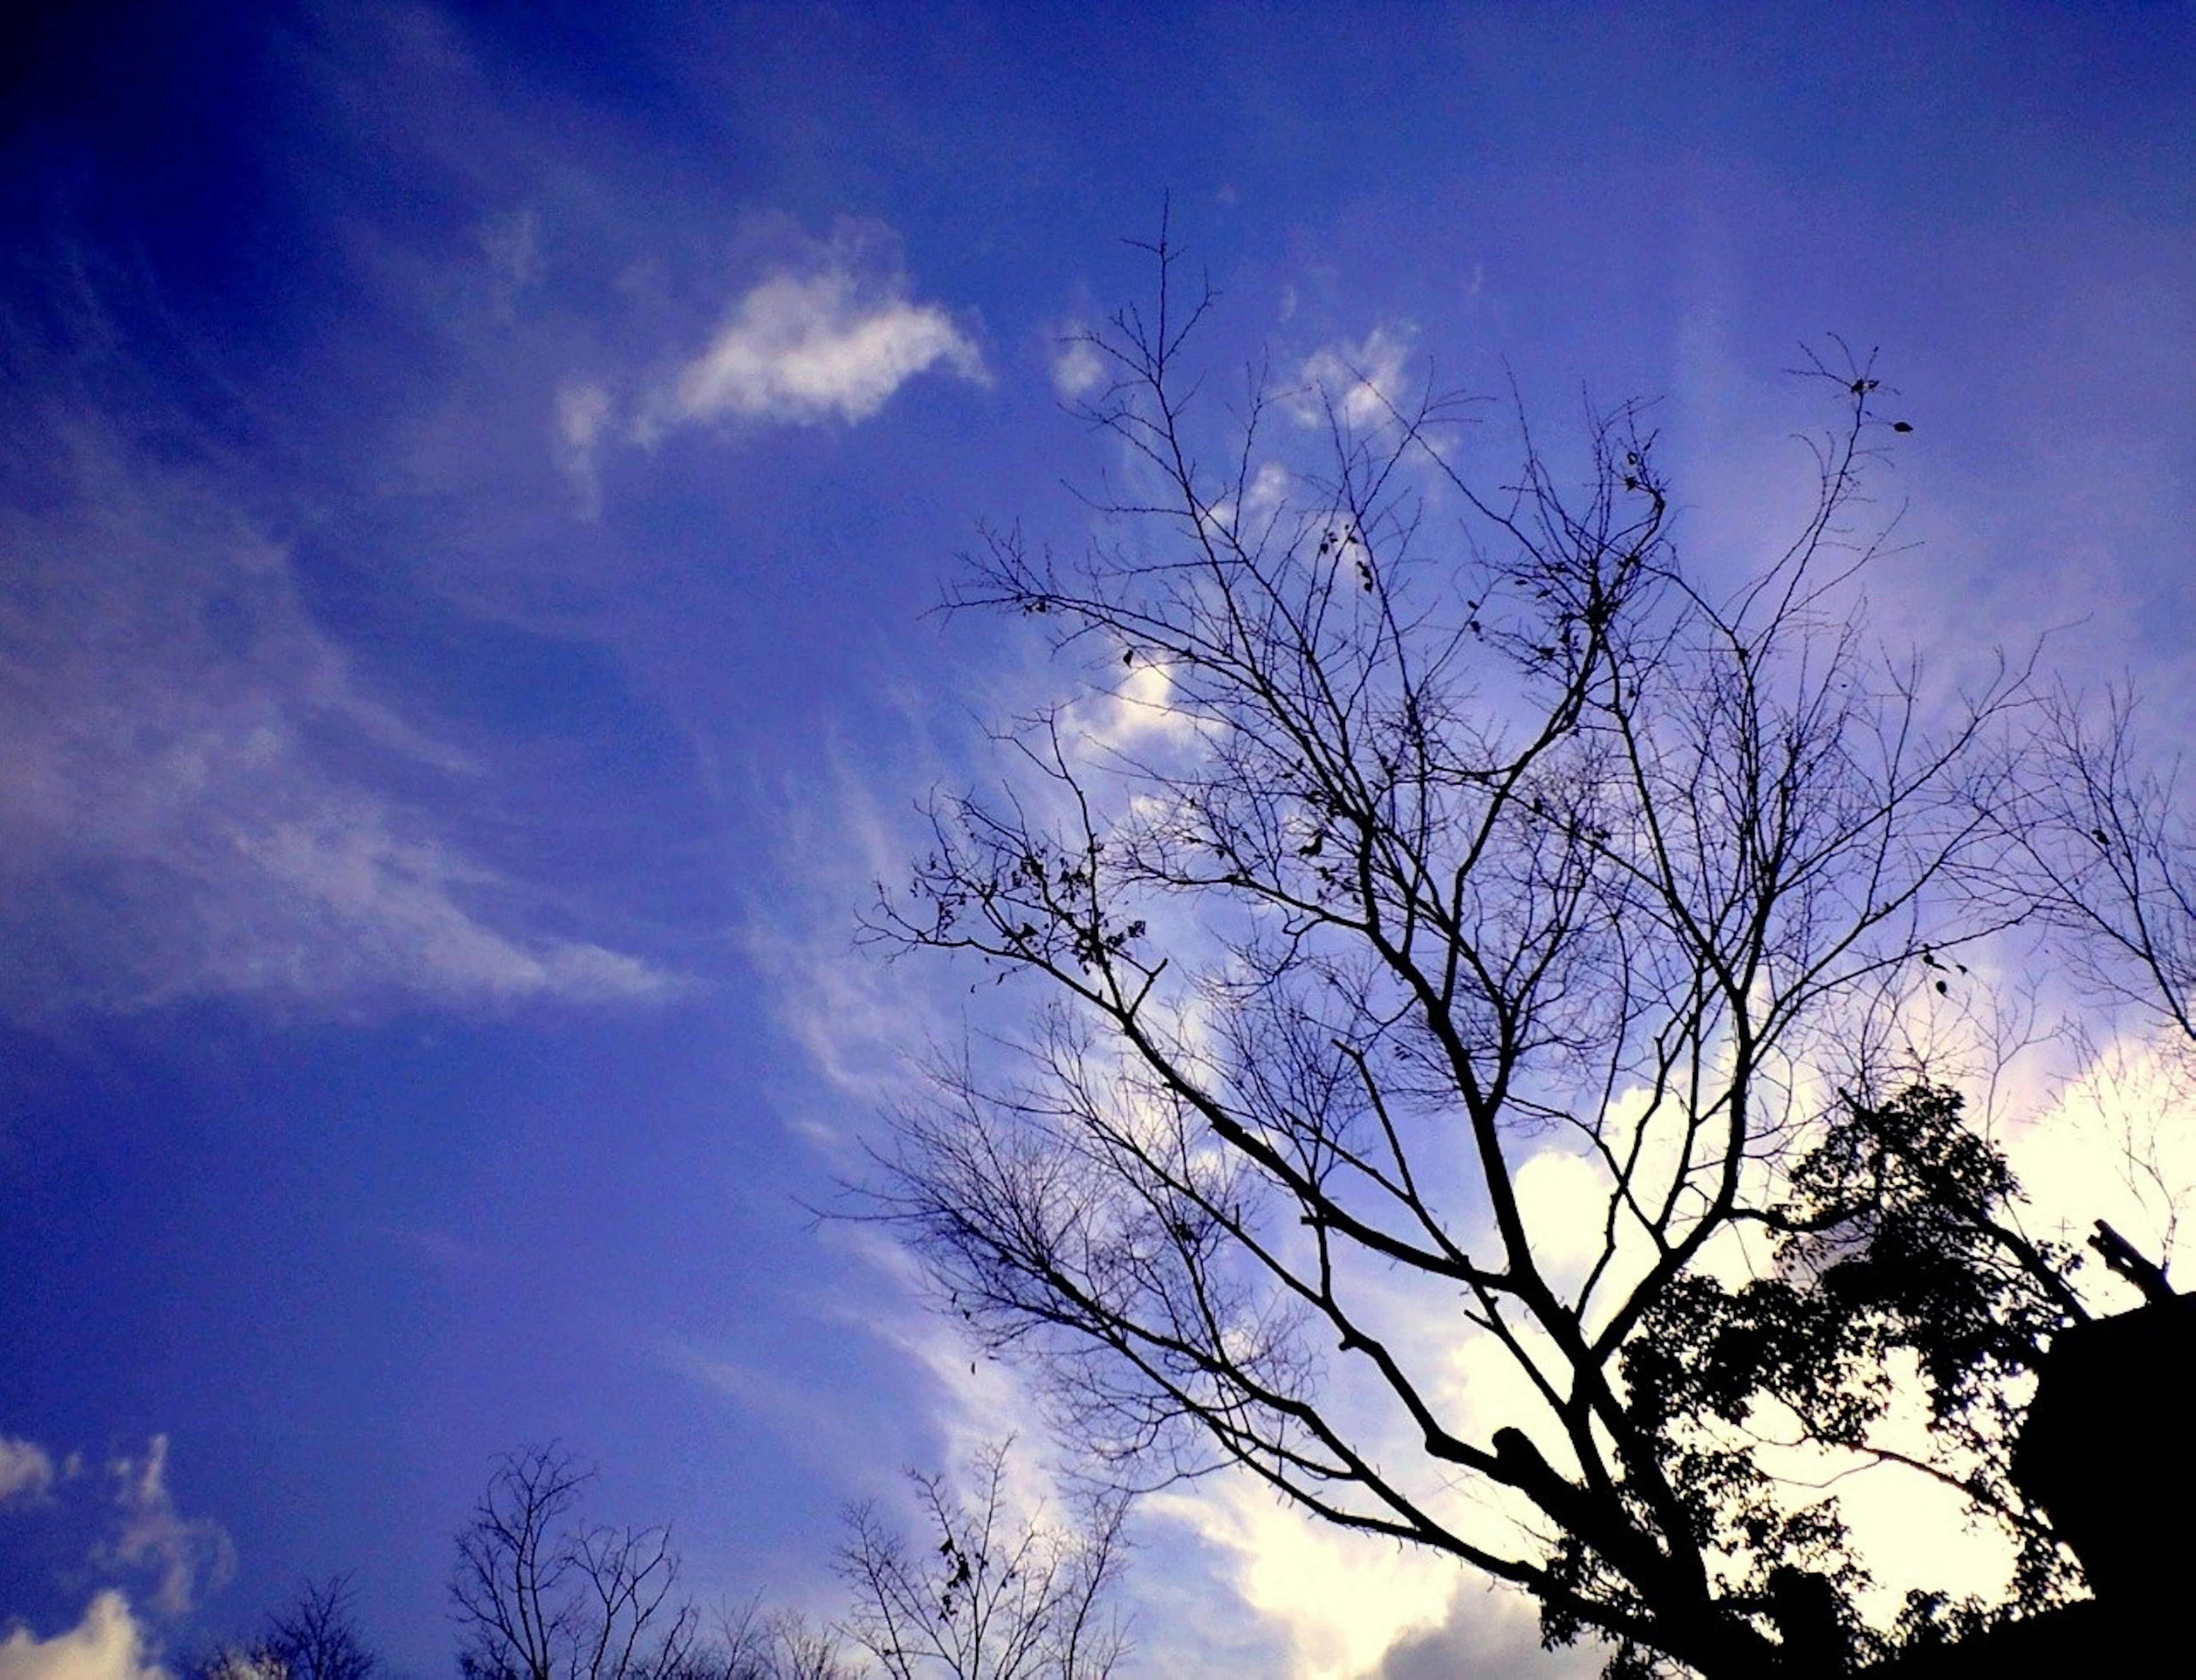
715;1600;858;1680
452;1445;701;1680
862;230;2099;1675
759;1619;860;1680
267;1576;380;1680
189;1575;381;1680
1991;686;2196;1272
836;1441;1128;1680
2000;688;2196;1035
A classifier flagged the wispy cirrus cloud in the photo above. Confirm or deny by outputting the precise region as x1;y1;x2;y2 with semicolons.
0;388;677;1024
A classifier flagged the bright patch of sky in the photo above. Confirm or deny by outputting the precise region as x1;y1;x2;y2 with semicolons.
2;3;2189;1675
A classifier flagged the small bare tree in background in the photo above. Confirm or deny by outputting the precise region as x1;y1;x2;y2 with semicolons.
451;1445;862;1680
452;1445;702;1680
1997;690;2196;1259
266;1576;380;1680
2014;690;2196;1049
717;1600;857;1680
191;1575;381;1680
836;1441;1128;1680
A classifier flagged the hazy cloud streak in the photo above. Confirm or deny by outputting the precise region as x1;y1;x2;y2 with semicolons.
0;398;675;1021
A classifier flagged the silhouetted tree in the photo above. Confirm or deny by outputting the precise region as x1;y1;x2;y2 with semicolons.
2012;688;2196;1053
189;1575;381;1680
715;1600;857;1680
836;1441;1128;1680
1619;1083;2086;1670
267;1576;381;1680
450;1446;854;1680
452;1445;702;1680
862;229;2113;1674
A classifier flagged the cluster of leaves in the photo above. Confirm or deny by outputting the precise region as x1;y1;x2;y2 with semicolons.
1620;1085;2086;1670
906;824;1152;984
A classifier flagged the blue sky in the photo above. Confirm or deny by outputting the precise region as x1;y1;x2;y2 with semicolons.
2;3;2191;1675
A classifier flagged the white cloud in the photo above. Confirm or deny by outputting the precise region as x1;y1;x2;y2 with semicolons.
0;1439;58;1506
1511;1146;1609;1285
1144;1481;1461;1679
1051;334;1105;401
0;1435;228;1653
92;1438;232;1619
1296;327;1417;430
232;813;673;1008
1066;658;1203;758
1242;460;1292;520
1372;1580;1602;1679
741;803;932;1111
0;403;677;1021
645;265;983;436
559;380;613;453
555;379;614;515
1141;1459;1609;1680
0;1594;165;1680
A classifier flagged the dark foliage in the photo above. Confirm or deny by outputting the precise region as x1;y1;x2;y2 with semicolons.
1621;1085;2084;1673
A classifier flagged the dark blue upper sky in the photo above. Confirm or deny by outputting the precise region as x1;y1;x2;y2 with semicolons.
2;5;2190;1676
